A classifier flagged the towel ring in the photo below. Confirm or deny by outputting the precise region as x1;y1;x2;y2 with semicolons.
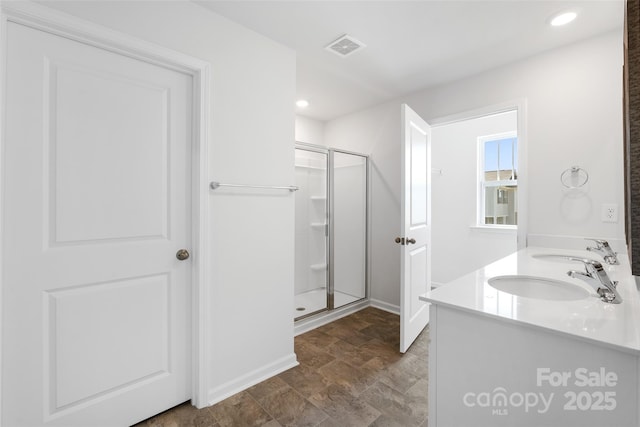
560;166;589;189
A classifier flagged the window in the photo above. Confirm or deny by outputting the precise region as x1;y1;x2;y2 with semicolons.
478;133;517;227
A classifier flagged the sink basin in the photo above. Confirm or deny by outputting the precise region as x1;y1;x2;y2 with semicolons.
488;275;591;301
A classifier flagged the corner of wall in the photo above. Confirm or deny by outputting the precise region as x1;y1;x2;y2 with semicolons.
295;115;326;146
207;353;298;406
370;298;400;315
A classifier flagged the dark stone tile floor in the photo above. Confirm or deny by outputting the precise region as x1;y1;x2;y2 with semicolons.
135;307;429;427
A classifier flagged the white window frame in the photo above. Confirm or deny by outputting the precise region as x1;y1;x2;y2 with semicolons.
477;131;518;229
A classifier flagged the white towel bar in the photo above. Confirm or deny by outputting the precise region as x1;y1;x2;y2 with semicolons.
210;181;299;192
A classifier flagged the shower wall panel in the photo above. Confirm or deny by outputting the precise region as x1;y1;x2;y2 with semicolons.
294;150;328;299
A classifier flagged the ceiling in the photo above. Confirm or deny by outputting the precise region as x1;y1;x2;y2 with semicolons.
196;0;624;122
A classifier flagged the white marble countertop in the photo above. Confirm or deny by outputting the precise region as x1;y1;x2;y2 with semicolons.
420;246;640;354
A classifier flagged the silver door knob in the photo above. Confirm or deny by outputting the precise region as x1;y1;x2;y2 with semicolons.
176;249;190;261
406;238;416;245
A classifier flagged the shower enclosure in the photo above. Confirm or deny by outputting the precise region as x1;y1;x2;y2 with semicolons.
294;144;368;320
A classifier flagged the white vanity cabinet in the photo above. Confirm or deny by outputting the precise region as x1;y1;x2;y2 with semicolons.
422;247;640;427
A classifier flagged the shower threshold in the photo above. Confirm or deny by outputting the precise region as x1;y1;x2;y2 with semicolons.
294;288;361;320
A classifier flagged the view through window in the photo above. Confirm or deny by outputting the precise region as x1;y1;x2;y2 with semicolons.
479;133;518;226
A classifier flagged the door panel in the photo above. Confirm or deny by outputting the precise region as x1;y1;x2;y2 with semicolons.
400;104;431;353
49;60;169;243
332;151;367;308
410;126;428;226
47;274;170;410
409;246;428;319
3;21;192;426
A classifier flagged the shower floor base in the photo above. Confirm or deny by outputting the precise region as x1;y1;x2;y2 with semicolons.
294;288;361;319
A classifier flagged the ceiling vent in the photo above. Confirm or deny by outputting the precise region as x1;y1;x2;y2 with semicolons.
325;34;366;58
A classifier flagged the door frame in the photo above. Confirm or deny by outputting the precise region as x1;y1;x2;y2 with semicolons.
0;1;212;418
429;99;528;249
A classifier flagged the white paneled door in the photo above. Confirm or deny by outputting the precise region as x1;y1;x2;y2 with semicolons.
399;104;431;353
3;21;193;426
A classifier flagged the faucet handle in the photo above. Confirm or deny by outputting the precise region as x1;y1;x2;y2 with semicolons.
566;256;602;266
585;238;619;265
566;256;604;275
585;238;609;248
604;255;619;265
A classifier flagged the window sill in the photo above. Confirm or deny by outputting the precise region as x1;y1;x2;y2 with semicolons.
470;225;517;234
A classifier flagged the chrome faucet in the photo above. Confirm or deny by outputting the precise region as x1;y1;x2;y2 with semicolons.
566;257;622;304
585;238;619;265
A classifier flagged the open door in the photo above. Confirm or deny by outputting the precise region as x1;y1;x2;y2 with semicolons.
399;104;431;353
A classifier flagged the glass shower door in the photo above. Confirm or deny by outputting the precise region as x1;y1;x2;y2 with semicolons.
331;151;368;309
294;148;328;319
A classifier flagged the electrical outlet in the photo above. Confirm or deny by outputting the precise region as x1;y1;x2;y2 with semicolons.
601;204;619;223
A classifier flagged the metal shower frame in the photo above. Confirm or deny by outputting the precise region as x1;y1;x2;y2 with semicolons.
294;142;370;320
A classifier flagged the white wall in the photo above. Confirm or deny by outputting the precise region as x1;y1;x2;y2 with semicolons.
325;30;624;307
431;111;518;285
38;0;297;404
295;115;325;146
324;103;403;307
408;30;625;247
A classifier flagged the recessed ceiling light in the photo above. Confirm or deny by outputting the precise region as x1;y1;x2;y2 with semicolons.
296;99;309;108
550;11;577;27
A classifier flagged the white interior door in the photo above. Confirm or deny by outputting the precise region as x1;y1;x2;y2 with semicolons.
3;21;193;426
399;104;431;353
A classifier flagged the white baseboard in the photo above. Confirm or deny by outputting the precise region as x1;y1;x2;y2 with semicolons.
369;299;400;315
207;353;298;406
207;298;401;406
294;299;369;336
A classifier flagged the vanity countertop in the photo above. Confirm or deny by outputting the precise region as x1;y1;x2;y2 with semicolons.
420;246;640;354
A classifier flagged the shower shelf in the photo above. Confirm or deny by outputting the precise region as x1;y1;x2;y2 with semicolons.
310;196;326;201
310;263;327;271
311;222;326;227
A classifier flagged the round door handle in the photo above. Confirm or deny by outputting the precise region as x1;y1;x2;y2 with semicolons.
176;249;190;261
406;238;416;245
395;237;403;244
